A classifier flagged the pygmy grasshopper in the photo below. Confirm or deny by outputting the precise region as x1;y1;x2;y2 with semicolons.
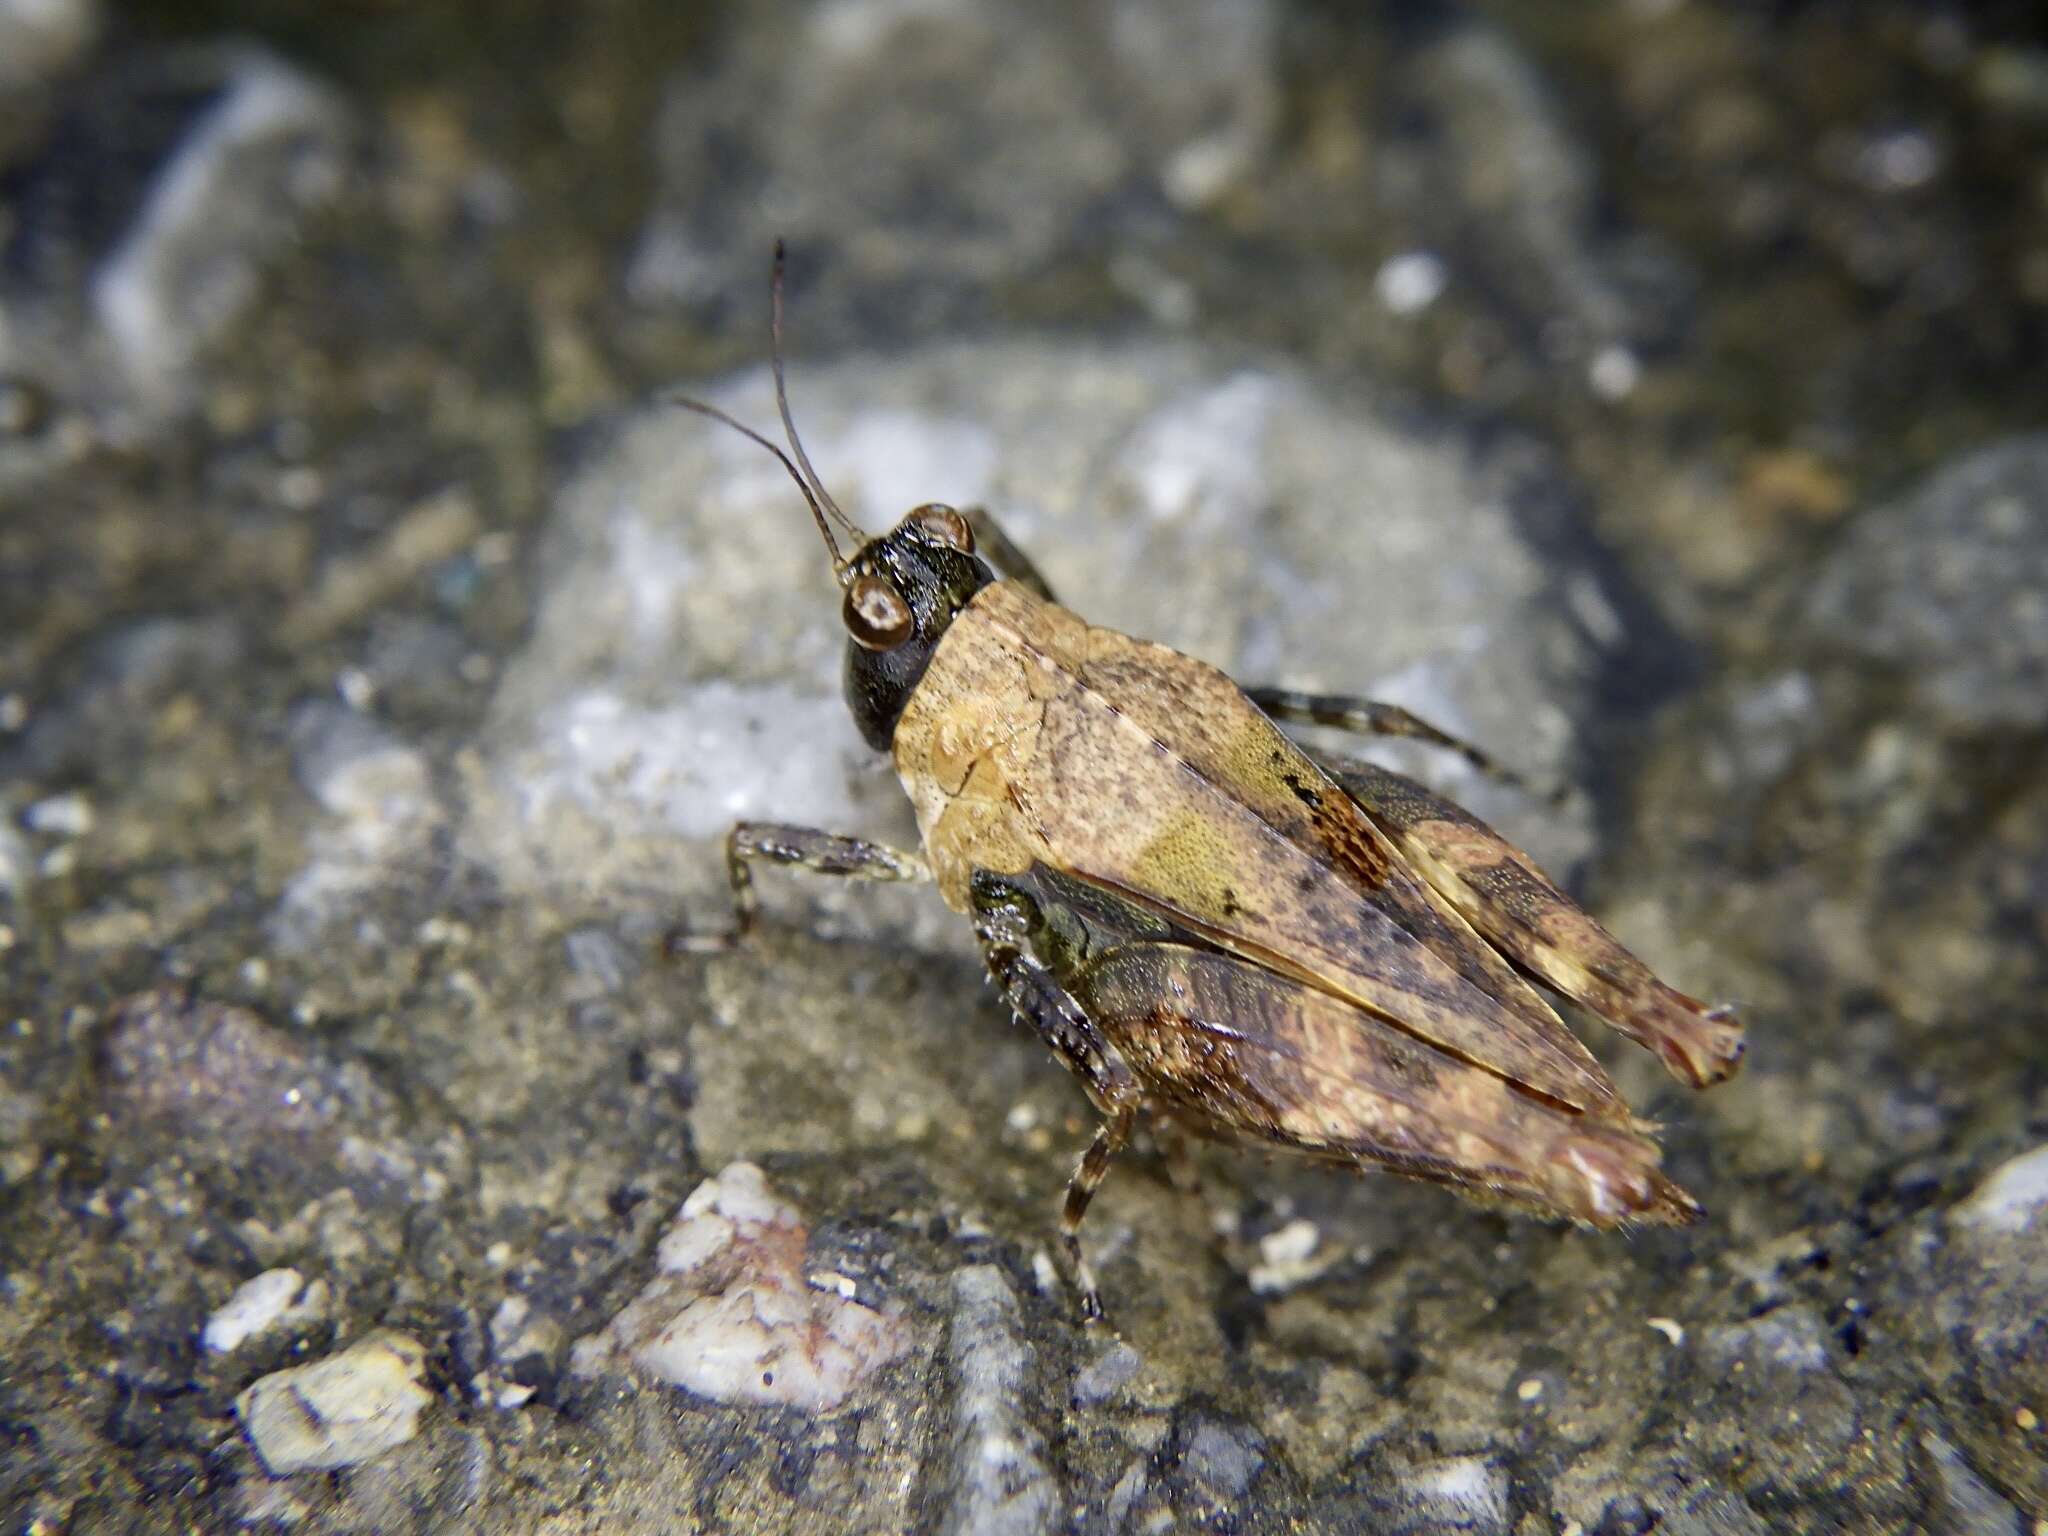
675;248;1744;1320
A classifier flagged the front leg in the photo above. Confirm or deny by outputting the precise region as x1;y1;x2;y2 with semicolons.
669;821;930;954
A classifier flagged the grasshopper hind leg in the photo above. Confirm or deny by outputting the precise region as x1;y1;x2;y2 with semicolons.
1248;687;1556;801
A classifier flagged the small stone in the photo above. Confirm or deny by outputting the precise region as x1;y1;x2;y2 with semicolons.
1375;252;1448;315
942;1265;1059;1536
1249;1217;1337;1295
572;1161;906;1413
235;1331;433;1476
562;926;634;994
1073;1340;1143;1406
274;702;442;943
1646;1316;1686;1347
92;53;352;404
488;1294;564;1384
1916;1424;2029;1535
0;822;29;896
1588;344;1641;401
1389;1454;1509;1535
1516;1377;1544;1402
1953;1143;2048;1235
1182;1419;1263;1501
23;791;93;837
1802;437;2048;731
202;1268;328;1354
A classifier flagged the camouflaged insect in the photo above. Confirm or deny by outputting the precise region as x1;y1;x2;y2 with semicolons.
677;246;1746;1321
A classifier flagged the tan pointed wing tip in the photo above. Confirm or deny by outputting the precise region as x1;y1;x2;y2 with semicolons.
1547;1126;1703;1229
1647;989;1748;1089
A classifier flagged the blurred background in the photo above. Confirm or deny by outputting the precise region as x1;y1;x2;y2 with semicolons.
3;2;2047;1531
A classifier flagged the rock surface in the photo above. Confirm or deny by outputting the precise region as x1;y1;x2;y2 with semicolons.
2;2;2046;1533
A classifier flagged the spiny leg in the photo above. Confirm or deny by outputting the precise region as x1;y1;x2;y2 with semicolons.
1246;687;1555;801
1062;1102;1137;1325
986;951;1142;1323
972;880;1144;1322
1320;754;1744;1088
668;822;930;954
961;506;1058;604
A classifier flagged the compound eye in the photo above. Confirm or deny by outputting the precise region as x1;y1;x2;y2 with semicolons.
843;573;914;650
908;503;974;554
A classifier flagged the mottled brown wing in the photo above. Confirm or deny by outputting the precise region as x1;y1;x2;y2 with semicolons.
965;584;1622;1118
1327;759;1745;1089
1070;942;1699;1227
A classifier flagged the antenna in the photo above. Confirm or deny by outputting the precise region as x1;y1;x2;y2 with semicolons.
769;240;862;543
661;391;850;576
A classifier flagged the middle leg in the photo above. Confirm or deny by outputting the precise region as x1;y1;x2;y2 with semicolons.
973;882;1143;1322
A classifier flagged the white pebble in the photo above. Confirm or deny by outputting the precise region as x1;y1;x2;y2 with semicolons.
573;1161;906;1413
1259;1218;1319;1268
203;1267;327;1354
235;1331;432;1476
1589;344;1642;401
24;792;94;838
1249;1217;1335;1295
1375;252;1448;315
1954;1143;2048;1234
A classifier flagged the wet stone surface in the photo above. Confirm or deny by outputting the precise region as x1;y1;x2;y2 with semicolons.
3;3;2048;1533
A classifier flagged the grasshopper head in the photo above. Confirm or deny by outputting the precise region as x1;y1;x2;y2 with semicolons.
840;504;994;750
665;246;992;749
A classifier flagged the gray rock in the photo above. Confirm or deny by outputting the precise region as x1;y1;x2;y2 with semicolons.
235;1329;433;1477
562;924;636;995
97;988;469;1231
0;46;352;416
630;0;1276;318
1953;1142;2048;1236
942;1265;1059;1536
1396;24;1647;365
1915;1424;2026;1536
464;341;1622;941
0;816;28;896
1378;1452;1510;1536
2;614;243;784
1804;436;2048;731
1179;1417;1265;1502
275;700;441;945
1072;1339;1143;1407
0;0;98;96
